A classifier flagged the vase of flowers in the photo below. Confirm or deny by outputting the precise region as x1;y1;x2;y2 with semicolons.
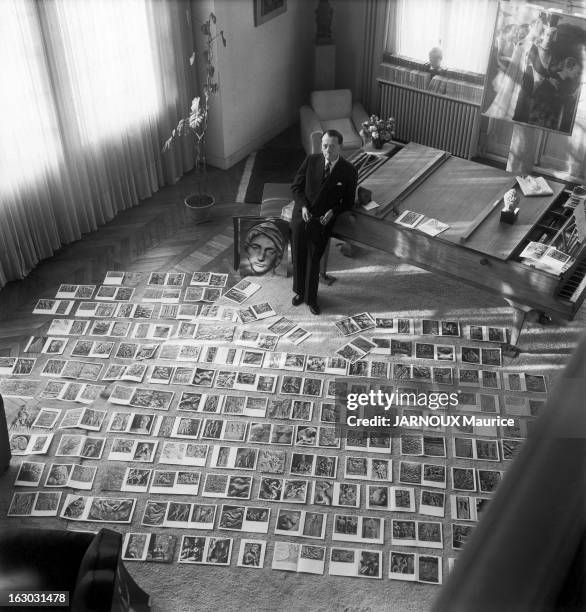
361;115;396;149
162;12;226;223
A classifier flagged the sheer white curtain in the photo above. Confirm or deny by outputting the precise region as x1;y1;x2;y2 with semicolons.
388;0;499;73
0;0;195;288
0;0;63;284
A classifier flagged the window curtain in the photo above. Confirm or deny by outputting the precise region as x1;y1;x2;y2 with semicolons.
386;0;499;73
0;0;196;288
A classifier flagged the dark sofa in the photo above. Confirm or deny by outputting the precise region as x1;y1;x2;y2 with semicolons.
0;527;150;612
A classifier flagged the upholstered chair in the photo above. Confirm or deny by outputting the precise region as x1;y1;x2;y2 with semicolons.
300;89;369;156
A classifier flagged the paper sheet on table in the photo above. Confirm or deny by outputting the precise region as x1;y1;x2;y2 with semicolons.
516;175;553;196
417;217;450;236
362;200;380;211
573;203;586;243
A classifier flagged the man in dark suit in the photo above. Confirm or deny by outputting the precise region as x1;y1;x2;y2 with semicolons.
290;129;358;315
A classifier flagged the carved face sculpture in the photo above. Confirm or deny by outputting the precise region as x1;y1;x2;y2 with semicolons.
244;221;284;276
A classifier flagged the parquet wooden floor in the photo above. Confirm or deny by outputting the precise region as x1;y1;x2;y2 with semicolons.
0;162;257;339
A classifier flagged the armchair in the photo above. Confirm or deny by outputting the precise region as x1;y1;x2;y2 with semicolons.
300;89;369;156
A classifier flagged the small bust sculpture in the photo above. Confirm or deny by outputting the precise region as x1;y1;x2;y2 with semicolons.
500;188;519;224
503;188;519;212
424;47;444;73
315;0;333;44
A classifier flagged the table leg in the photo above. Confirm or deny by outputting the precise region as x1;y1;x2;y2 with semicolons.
503;300;540;357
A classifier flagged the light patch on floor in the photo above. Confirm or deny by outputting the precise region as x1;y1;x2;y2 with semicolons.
235;152;257;203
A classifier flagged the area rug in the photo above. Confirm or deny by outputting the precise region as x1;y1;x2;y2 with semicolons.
0;217;583;612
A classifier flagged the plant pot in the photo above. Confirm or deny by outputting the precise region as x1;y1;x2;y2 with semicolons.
185;193;215;224
372;138;384;150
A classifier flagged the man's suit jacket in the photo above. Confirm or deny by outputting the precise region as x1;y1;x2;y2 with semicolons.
291;154;358;226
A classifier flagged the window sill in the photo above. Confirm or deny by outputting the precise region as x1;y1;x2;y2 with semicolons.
382;52;485;85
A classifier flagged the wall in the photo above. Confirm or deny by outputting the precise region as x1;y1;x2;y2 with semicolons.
331;0;389;114
191;0;315;169
331;0;366;99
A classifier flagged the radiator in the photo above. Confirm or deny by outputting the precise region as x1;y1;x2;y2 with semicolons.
379;81;480;159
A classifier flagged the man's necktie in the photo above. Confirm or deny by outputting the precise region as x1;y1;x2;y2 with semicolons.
323;162;331;182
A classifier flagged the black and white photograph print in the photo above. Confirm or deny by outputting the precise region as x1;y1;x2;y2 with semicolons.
358;550;382;579
237;540;266;569
389;551;416;579
418;555;442;584
14;461;45;487
178;536;206;564
482;2;586;134
122;533;149;561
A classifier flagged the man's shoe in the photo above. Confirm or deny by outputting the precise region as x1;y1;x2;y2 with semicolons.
308;303;321;316
292;294;303;306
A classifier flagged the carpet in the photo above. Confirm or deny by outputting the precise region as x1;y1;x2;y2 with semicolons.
1;231;583;612
1;125;585;612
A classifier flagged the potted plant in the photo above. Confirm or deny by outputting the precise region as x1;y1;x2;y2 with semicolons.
360;115;396;149
162;12;227;223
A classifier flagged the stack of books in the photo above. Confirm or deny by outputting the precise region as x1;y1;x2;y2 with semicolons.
515;176;553;197
519;242;572;275
395;210;450;237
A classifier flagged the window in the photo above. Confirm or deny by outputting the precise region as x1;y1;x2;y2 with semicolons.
52;0;160;146
386;0;499;74
0;0;63;190
0;0;162;194
0;0;194;288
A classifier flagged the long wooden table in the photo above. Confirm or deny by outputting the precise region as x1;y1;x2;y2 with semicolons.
331;143;586;347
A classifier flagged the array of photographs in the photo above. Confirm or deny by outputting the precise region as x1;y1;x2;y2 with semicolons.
122;533;177;563
59;494;136;522
7;491;63;517
13;460;96;490
100;466;201;496
55;284;96;300
95;286;136;302
0;357;36;376
33;299;75;316
1;268;552;582
336;336;377;363
75;302;157;319
40;381;105;404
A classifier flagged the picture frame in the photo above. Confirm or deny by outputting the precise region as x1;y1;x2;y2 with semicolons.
254;0;287;27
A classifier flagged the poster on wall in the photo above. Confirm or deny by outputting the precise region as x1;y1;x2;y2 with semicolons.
233;216;290;278
481;1;586;135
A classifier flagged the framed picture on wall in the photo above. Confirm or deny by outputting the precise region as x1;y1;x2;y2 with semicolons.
233;216;291;278
254;0;287;27
481;1;585;135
